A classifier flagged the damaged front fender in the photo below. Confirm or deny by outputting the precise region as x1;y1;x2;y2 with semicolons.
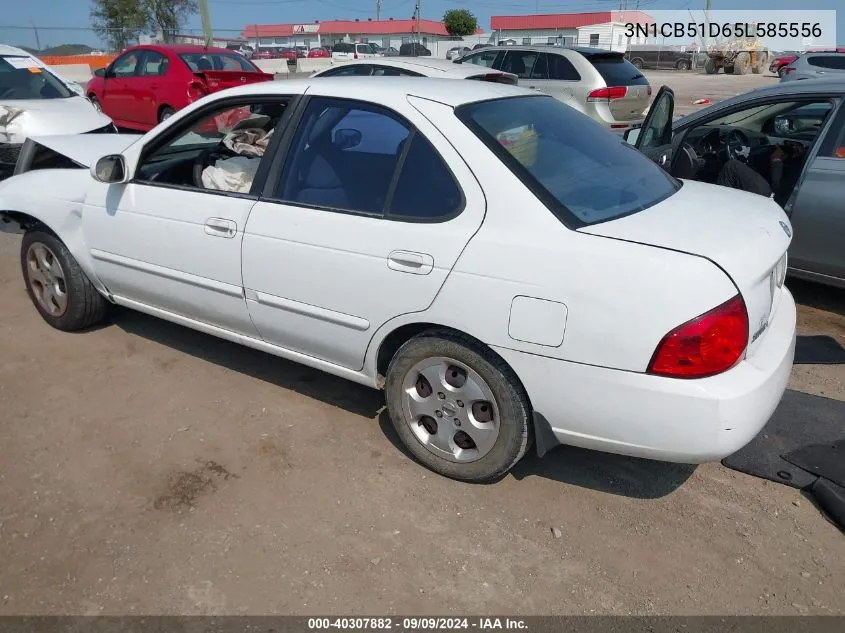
0;169;110;296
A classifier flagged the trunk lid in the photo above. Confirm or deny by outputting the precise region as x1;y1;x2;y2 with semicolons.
580;179;792;355
196;70;274;92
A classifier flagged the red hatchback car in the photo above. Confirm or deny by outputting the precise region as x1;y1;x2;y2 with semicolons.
308;47;330;58
87;44;274;132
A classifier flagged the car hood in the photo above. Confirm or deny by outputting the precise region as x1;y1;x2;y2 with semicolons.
25;132;143;167
1;97;113;143
580;179;792;354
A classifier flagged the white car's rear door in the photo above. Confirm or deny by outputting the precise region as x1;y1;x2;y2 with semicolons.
241;95;485;370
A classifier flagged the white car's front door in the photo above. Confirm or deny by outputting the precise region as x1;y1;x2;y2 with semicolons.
242;96;486;370
83;99;289;336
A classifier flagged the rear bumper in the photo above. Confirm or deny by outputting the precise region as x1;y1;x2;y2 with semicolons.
494;288;797;463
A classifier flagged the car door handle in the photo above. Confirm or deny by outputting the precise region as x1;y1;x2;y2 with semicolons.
204;217;237;238
387;250;434;275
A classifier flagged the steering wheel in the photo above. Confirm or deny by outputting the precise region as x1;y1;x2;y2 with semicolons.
725;129;752;163
192;145;239;188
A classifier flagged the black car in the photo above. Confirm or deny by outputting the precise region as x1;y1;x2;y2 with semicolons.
625;45;694;71
399;42;431;57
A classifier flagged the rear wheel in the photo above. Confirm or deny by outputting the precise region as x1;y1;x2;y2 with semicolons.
631;58;644;69
158;106;176;123
751;64;763;74
20;230;108;331
675;59;690;71
385;331;532;483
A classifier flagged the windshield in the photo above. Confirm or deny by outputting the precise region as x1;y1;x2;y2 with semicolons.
0;55;74;100
179;53;258;72
456;95;680;227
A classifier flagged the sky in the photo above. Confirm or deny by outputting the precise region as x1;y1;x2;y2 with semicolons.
0;0;841;50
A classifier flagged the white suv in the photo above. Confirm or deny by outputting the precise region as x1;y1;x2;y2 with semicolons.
331;43;378;61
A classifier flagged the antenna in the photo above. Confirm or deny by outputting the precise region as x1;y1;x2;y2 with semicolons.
376;0;382;21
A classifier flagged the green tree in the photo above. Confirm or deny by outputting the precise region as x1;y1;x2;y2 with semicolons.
143;0;199;43
443;9;478;37
90;0;148;52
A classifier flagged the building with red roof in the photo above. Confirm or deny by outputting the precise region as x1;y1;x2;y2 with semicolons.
241;18;486;56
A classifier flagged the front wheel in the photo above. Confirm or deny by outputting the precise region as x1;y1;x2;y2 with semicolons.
20;230;108;331
385;331;532;483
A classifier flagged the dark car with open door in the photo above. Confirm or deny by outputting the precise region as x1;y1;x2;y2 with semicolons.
627;79;845;289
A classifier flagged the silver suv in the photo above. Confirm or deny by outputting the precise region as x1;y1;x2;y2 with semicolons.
780;51;845;82
455;45;651;132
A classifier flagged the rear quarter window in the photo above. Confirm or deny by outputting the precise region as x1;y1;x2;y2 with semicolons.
456;95;680;228
586;54;649;86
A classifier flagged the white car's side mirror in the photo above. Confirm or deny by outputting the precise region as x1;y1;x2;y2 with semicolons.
92;154;129;184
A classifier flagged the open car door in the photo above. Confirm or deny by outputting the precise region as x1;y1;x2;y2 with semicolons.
626;86;675;170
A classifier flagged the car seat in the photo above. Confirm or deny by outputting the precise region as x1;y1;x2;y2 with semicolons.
293;154;349;209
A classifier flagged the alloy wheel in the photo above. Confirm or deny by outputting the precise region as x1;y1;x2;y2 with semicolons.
25;242;68;317
401;356;500;463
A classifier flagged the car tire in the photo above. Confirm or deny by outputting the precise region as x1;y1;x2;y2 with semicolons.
675;59;690;71
20;230;109;332
385;330;533;483
704;58;718;74
631;58;644;69
751;64;763;74
158;106;176;123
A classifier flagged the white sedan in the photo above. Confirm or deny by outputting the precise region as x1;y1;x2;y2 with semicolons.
0;78;796;482
310;57;518;85
1;45;115;180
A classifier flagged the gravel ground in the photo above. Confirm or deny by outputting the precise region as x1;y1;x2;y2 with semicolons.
1;234;844;616
1;68;843;616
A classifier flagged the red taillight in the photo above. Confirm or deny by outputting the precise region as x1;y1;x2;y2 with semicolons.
647;295;748;379
187;79;209;101
587;86;628;101
646;85;652;96
354;51;358;59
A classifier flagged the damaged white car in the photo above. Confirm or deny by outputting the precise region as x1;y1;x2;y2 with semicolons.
0;79;795;483
1;47;115;180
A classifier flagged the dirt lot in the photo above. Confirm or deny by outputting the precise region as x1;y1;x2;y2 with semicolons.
642;69;775;116
1;227;844;616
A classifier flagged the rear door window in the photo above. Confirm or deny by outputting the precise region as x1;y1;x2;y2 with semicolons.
586;53;649;86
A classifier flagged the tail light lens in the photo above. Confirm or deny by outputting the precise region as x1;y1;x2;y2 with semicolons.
187;79;209;101
647;295;748;379
587;86;628;102
354;51;358;59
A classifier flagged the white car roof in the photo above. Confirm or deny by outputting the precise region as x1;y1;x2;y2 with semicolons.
316;58;516;80
219;76;534;107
